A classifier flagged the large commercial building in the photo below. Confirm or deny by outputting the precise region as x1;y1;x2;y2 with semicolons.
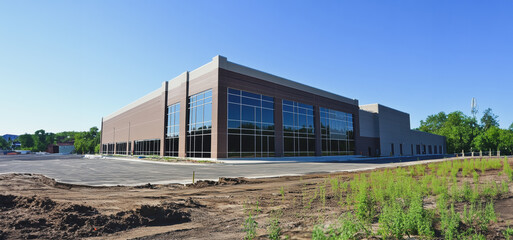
101;56;445;159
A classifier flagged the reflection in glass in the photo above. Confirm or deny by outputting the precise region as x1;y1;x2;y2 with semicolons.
282;100;315;156
320;108;355;155
165;102;180;156
228;88;275;158
187;89;212;158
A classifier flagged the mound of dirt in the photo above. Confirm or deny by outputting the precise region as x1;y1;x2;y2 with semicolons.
218;177;249;185
186;177;249;188
0;194;191;240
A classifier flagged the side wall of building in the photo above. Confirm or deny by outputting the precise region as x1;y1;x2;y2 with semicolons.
360;104;446;157
218;68;361;158
356;109;380;156
101;84;166;155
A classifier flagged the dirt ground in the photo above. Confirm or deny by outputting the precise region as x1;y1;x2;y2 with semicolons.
1;158;513;239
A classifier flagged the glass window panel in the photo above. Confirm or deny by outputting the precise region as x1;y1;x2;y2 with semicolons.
283;100;293;106
255;108;261;122
196;105;203;123
242;135;254;152
186;89;212;158
204;90;212;98
242;91;260;99
228;94;240;103
256;136;262;152
269;137;275;152
242;97;260;107
228;135;241;152
194;136;202;153
262;96;273;102
308;139;316;152
262;109;273;123
242;129;255;135
307;116;314;128
228;128;240;134
283;112;294;126
190;108;195;124
228;88;240;95
197;92;205;101
174;113;179;125
204;104;212;122
241;121;255;129
298;115;307;128
330;140;338;152
262;123;273;130
228;120;241;129
242;106;255;121
262;101;274;109
284;137;294;152
227;88;275;158
203;136;211;152
228;103;241;120
283;105;293;113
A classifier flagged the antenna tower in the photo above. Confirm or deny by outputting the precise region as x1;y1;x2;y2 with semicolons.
471;97;478;118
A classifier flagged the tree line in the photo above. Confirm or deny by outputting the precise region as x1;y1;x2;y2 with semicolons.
418;108;513;155
6;127;101;154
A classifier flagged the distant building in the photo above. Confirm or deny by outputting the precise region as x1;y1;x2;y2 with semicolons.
47;142;75;154
2;134;18;142
1;134;21;149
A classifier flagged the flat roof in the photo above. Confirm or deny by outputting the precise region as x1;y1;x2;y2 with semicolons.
104;56;359;121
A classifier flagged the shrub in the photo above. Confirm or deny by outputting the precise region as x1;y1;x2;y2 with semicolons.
503;226;513;240
378;201;406;239
405;193;434;237
243;213;258;240
267;211;282;240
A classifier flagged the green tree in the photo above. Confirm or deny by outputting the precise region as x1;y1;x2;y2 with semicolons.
481;108;499;131
74;127;100;154
0;137;8;150
54;131;77;143
473;126;501;152
509;122;513;131
17;134;35;150
33;129;55;152
498;129;513;155
419;112;447;133
419;111;479;153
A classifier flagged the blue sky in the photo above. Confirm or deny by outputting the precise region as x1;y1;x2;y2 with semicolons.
1;1;512;135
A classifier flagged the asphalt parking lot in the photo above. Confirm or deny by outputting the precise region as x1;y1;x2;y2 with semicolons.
0;154;447;186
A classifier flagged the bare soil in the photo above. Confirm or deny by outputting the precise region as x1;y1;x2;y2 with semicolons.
1;158;513;239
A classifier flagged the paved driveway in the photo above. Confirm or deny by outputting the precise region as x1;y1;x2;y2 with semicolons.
0;154;440;186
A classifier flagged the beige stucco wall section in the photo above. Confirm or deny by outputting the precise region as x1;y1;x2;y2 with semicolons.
102;83;166;152
167;72;188;158
188;58;220;158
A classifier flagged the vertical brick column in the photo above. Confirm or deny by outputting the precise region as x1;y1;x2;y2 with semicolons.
274;98;283;157
178;72;189;158
214;83;227;158
160;81;168;156
314;105;322;156
100;117;103;154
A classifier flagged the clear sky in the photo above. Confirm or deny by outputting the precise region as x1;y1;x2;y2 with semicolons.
1;0;512;135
